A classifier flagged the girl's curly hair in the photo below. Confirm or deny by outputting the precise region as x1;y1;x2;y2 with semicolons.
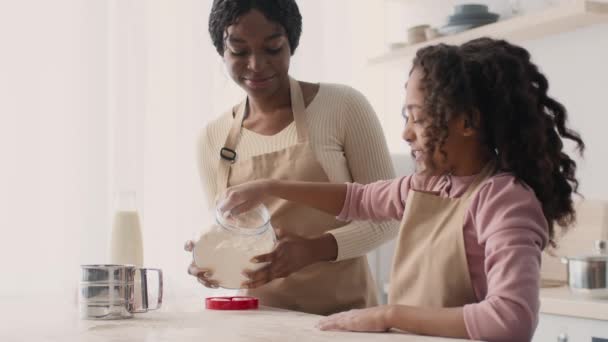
208;0;302;56
412;38;584;241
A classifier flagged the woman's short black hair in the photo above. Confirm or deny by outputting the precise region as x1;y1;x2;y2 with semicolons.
209;0;302;56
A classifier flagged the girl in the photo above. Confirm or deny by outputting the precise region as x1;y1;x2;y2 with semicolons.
218;38;585;342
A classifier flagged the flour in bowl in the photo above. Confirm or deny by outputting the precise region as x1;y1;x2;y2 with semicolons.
193;208;276;289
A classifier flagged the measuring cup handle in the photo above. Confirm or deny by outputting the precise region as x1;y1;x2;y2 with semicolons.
143;268;163;310
131;268;163;313
131;268;148;313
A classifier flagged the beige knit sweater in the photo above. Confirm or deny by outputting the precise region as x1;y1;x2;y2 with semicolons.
197;83;398;261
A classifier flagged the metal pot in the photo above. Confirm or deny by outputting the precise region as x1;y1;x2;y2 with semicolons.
561;240;608;299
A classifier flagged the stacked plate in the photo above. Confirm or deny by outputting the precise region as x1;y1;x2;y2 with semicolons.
439;4;499;36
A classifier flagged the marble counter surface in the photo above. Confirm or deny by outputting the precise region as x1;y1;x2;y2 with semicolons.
539;286;608;321
0;295;471;342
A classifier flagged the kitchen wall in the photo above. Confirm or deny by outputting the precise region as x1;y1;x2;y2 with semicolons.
0;0;111;297
526;24;608;200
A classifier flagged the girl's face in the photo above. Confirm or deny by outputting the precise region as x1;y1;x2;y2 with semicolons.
223;9;291;99
403;68;477;175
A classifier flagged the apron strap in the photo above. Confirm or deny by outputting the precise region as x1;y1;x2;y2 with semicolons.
289;77;309;143
216;99;247;195
461;159;497;202
216;77;310;195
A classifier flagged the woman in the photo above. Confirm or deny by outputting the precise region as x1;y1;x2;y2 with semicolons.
185;0;397;315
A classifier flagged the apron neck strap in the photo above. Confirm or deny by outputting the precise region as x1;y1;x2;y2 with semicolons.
461;159;497;201
225;77;309;151
221;99;247;160
215;100;244;196
288;77;309;143
216;77;309;194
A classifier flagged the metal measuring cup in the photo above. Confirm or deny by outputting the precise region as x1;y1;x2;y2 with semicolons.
79;264;163;320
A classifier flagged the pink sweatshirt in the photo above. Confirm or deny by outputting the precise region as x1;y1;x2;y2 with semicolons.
338;172;549;342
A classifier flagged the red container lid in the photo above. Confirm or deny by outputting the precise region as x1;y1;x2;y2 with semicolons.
205;296;259;310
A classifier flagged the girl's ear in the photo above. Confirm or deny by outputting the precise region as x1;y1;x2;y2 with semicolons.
461;109;481;137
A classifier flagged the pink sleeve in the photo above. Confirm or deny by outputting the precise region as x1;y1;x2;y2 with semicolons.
336;176;412;221
463;176;549;342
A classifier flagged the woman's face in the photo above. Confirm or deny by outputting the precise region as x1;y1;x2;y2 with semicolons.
223;9;291;99
403;68;470;175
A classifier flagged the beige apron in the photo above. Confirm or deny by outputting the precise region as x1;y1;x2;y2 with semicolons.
388;164;495;307
216;77;377;315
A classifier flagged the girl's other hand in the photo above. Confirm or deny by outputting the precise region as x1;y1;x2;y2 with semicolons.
316;306;392;332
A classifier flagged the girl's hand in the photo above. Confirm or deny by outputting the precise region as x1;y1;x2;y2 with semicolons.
241;229;331;289
218;180;273;216
184;240;219;288
316;306;392;332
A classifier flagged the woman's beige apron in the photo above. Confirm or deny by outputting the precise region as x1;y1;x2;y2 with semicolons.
216;77;377;315
388;165;495;307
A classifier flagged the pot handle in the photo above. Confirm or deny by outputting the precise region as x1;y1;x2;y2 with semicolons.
595;240;607;255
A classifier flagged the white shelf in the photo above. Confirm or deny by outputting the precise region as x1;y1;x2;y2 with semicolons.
370;0;608;65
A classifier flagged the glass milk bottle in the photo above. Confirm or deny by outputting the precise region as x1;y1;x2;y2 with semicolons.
109;191;143;267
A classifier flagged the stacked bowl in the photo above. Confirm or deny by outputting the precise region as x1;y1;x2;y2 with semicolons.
439;4;499;35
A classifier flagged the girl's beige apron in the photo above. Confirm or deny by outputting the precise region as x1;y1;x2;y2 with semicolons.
389;165;494;308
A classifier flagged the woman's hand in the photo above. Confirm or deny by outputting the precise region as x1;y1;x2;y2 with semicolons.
218;179;273;216
316;306;393;332
184;240;219;288
241;229;338;289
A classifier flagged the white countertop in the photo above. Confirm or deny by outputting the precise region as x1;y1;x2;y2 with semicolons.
0;295;471;342
539;286;608;321
382;281;608;322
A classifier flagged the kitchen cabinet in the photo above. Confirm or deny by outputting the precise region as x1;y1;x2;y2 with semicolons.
533;313;608;341
534;287;608;341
